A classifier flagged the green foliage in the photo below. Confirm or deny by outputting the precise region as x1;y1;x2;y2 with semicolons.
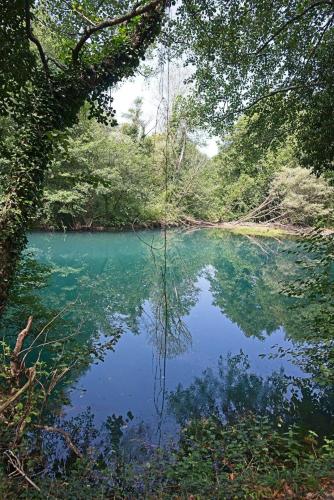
270;166;334;226
212;116;333;224
1;349;333;499
0;0;167;311
32;98;218;229
0;0;35;114
172;0;334;175
33;100;334;229
280;232;334;383
165;416;334;498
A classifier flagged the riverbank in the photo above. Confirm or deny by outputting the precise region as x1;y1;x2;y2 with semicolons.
32;220;329;238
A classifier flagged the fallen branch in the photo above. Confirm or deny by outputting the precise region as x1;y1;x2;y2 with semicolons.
181;216;217;227
33;425;83;458
235;194;276;223
4;450;41;492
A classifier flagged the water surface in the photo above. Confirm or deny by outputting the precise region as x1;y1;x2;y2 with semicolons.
25;229;333;445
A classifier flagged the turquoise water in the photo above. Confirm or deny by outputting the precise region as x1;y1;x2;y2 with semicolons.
24;229;333;444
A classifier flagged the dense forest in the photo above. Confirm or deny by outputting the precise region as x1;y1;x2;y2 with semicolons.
21;99;334;230
0;0;334;498
2;97;333;230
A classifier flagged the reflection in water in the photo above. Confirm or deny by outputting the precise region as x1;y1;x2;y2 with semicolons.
3;229;333;445
147;229;192;443
42;352;334;470
168;352;334;437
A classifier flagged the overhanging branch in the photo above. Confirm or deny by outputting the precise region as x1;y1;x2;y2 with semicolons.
240;84;305;112
24;0;51;82
222;81;321;120
256;0;334;54
72;0;165;63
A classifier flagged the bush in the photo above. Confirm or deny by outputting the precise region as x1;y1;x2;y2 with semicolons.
270;166;334;226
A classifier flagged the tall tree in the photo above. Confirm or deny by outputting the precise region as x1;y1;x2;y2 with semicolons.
173;0;334;174
0;0;168;312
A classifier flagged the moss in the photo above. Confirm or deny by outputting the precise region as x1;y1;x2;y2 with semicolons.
224;225;297;238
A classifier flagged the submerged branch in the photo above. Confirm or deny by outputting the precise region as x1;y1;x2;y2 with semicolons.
33;425;83;458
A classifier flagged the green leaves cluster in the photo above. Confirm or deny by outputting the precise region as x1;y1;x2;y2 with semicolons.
31;98;216;229
172;0;334;175
165;416;334;498
212;116;333;224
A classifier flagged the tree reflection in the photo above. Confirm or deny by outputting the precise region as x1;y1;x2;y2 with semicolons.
3;228;333;449
5;229;330;352
168;352;334;438
39;351;334;478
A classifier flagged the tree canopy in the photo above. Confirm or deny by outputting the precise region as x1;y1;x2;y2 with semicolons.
172;0;334;174
0;0;168;311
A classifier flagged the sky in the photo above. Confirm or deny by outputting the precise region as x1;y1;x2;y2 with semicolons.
111;74;219;158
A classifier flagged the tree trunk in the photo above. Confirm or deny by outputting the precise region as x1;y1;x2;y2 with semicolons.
0;239;17;315
0;101;56;313
0;1;166;315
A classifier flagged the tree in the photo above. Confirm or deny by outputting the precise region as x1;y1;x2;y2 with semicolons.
269;166;334;225
39;110;158;229
211;116;286;221
172;0;334;174
0;0;168;313
122;97;147;141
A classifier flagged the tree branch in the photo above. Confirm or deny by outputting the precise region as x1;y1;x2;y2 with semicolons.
5;450;41;492
48;56;67;71
24;0;51;82
73;8;97;27
10;316;33;379
33;425;83;458
304;13;334;66
0;368;36;415
235;82;319;115
256;0;334;55
72;0;165;63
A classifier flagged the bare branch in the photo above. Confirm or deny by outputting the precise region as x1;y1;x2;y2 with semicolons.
12;316;33;359
4;450;41;492
10;316;33;379
0;368;36;415
21;300;78;363
72;0;165;63
73;8;97;26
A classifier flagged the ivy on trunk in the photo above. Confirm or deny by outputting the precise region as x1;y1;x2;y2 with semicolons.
0;0;168;313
